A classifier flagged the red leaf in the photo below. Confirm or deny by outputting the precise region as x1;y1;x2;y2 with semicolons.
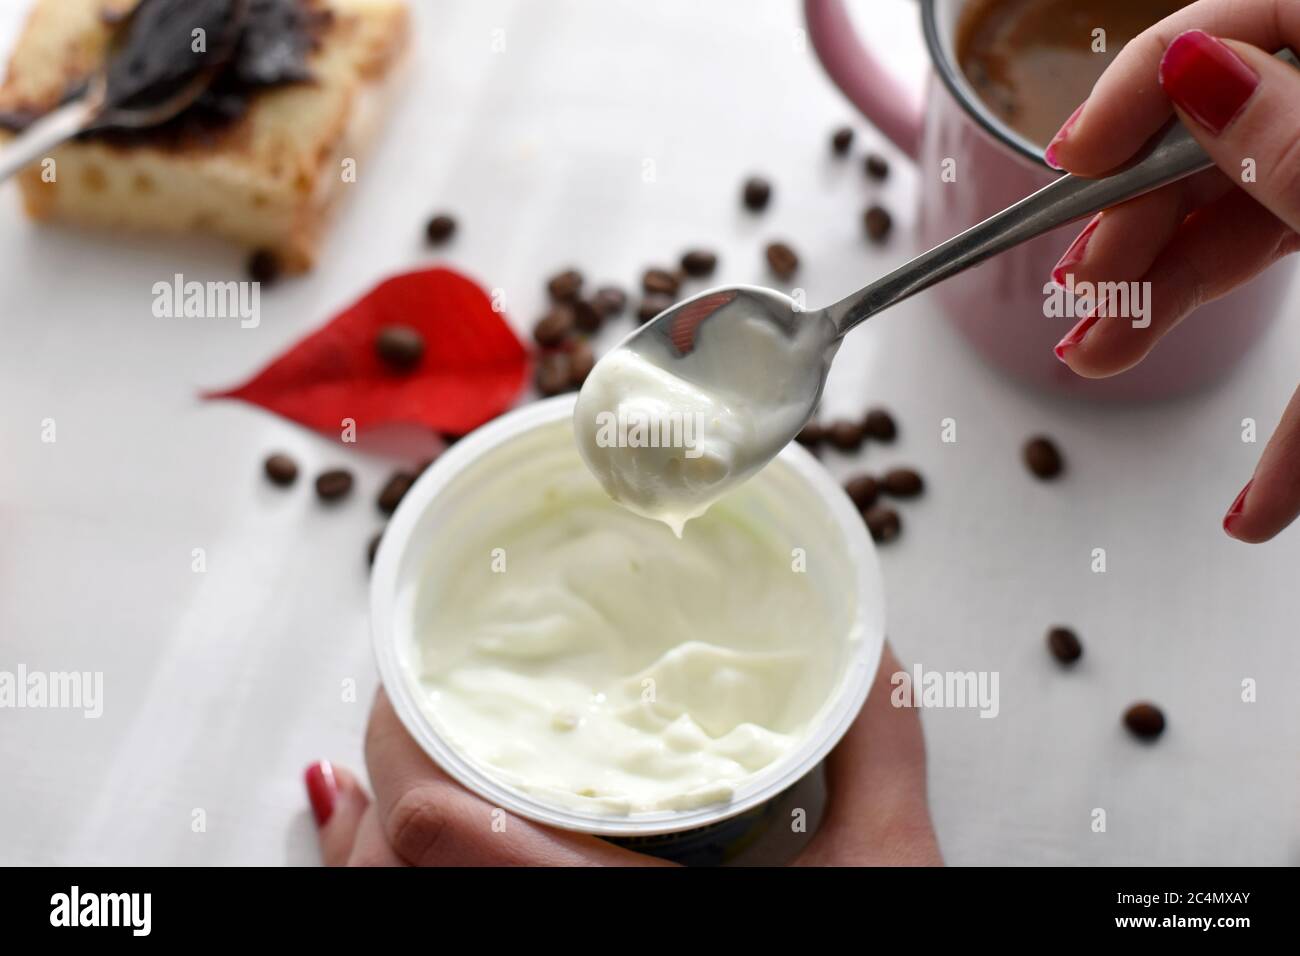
204;267;530;437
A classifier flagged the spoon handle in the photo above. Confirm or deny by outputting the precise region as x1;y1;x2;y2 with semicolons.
0;98;96;185
827;48;1300;336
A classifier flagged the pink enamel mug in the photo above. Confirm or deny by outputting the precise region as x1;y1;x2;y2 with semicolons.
805;0;1294;399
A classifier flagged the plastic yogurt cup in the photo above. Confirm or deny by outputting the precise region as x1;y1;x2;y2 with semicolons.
370;395;885;854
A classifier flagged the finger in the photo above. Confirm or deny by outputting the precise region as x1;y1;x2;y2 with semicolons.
1047;0;1300;174
796;643;941;866
1055;187;1296;377
1161;34;1300;233
1223;384;1300;543
304;760;370;867
346;806;407;867
364;688;667;866
1049;170;1232;289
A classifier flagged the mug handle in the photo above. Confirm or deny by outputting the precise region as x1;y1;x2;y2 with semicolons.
804;0;924;159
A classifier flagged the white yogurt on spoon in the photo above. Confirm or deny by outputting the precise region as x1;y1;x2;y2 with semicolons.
574;292;838;534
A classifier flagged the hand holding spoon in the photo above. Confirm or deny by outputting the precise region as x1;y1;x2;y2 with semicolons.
575;49;1299;533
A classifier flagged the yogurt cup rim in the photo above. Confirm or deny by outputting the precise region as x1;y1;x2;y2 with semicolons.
370;395;886;837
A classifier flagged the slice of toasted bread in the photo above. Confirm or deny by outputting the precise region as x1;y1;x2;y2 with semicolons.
0;0;409;272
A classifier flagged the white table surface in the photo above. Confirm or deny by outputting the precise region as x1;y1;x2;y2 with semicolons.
2;0;1298;867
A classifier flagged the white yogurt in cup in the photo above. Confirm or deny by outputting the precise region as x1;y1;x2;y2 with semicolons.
371;396;884;855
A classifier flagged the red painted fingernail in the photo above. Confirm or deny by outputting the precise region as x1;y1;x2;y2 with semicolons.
1051;214;1102;286
1222;479;1252;536
1159;30;1259;135
1044;101;1086;170
305;761;337;826
1054;310;1101;360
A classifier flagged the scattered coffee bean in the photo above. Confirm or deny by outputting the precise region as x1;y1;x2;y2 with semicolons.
827;418;866;451
864;204;892;242
831;126;854;156
377;471;416;515
863;408;897;442
315;469;353;502
425;213;456;245
680;249;718;278
844;473;880;510
547;268;583;302
864;505;901;543
592;286;627;318
263;453;298;487
882;467;924;498
864;153;889;180
536;351;572;396
572;299;602;334
1046;626;1082;663
765;241;799;280
643;268;681;297
1024;436;1064;479
795;421;824;447
367;530;383;568
375;325;425;371
1123;702;1165;740
247;249;280;285
638;293;673;324
742;176;772;212
569;340;596;387
533;306;575;347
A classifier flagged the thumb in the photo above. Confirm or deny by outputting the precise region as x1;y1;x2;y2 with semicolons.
1160;31;1300;233
796;643;941;866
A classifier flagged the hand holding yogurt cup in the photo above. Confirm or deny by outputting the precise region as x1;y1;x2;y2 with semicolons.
307;644;940;867
1045;0;1300;542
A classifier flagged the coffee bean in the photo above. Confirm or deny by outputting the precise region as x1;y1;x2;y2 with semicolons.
263;453;298;487
569;340;596;387
827;419;865;451
864;153;889;180
831;126;854;156
367;530;383;568
638;293;673;324
863;408;897;442
864;204;892;242
377;471;416;515
572;299;602;334
247;249;280;285
680;249;718;278
592;286;627;317
1123;702;1165;740
1024;436;1064;479
533;306;575;348
425;213;456;245
536;351;572;396
864;505;901;543
882;467;924;498
315;469;353;502
765;241;799;280
844;473;879;510
642;268;681;297
547;268;583;302
795;421;825;447
375;325;425;371
1047;626;1082;663
742;176;772;212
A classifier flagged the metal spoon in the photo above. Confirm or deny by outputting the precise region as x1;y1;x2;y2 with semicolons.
617;50;1299;470
0;0;246;184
